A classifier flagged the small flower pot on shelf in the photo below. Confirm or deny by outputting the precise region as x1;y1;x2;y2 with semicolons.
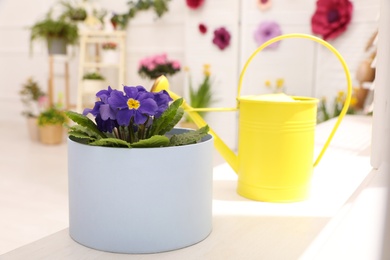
101;42;119;64
82;72;106;106
101;49;119;64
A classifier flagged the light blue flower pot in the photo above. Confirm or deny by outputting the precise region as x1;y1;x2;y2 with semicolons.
68;129;213;253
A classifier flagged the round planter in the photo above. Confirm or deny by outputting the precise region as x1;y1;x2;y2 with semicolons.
68;128;214;253
39;124;64;145
47;37;67;55
101;50;119;64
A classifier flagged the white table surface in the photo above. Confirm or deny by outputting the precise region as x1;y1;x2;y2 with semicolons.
2;115;382;260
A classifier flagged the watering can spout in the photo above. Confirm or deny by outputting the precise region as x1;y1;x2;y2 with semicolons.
151;76;239;173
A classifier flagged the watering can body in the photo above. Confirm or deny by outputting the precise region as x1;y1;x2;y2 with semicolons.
152;33;352;203
237;94;318;202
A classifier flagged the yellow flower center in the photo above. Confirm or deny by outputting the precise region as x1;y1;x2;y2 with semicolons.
127;98;140;110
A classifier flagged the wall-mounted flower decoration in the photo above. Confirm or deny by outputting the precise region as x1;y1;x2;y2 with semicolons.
212;27;231;50
257;0;272;11
186;0;205;9
253;21;282;49
199;23;207;34
311;0;353;40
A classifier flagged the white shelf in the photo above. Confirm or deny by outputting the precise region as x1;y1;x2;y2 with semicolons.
76;30;127;112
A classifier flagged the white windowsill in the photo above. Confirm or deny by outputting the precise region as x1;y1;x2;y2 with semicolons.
1;115;381;259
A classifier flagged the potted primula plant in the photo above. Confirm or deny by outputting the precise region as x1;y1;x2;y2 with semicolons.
138;53;181;80
38;106;66;144
101;42;119;64
19;77;46;141
65;79;213;254
30;12;78;55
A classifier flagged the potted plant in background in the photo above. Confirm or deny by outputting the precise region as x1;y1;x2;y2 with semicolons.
138;53;181;80
181;64;215;129
59;0;87;22
65;80;213;254
82;71;106;106
19;77;46;141
30;12;79;55
100;42;119;64
38;106;66;145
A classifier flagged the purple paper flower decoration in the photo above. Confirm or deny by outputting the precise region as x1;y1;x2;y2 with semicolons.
253;21;282;49
212;27;231;50
108;86;158;126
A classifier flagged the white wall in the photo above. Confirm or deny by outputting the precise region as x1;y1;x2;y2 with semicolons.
0;0;380;149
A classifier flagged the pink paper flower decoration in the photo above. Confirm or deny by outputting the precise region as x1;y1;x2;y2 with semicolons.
311;0;353;40
186;0;205;9
212;27;231;50
199;23;207;34
253;21;282;49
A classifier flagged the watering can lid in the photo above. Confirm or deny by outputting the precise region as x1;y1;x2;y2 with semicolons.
238;93;297;102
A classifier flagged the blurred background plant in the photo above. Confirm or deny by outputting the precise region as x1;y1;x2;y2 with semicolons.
59;0;87;22
184;64;215;122
318;90;358;123
265;78;285;93
19;77;46;118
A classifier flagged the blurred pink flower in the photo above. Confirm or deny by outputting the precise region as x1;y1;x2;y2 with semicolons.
138;53;181;79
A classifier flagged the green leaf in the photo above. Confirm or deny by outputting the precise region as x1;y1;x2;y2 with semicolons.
169;125;209;146
149;98;184;136
130;135;170;148
65;111;106;138
68;130;96;141
68;124;102;140
89;138;131;148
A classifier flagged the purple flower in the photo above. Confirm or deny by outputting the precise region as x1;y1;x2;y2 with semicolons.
108;85;158;126
95;114;118;133
212;27;231;50
153;90;172;117
254;21;282;49
83;86;117;133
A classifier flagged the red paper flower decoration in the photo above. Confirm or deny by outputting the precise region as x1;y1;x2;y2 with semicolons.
199;23;207;34
186;0;205;9
311;0;353;40
212;27;231;50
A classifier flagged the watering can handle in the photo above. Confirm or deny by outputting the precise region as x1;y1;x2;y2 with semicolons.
237;33;353;167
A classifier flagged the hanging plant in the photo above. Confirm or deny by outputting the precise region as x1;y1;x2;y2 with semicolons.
311;0;353;40
212;27;231;50
110;0;172;30
186;0;205;9
253;21;282;49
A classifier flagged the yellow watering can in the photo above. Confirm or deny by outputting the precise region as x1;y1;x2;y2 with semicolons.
152;34;352;202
